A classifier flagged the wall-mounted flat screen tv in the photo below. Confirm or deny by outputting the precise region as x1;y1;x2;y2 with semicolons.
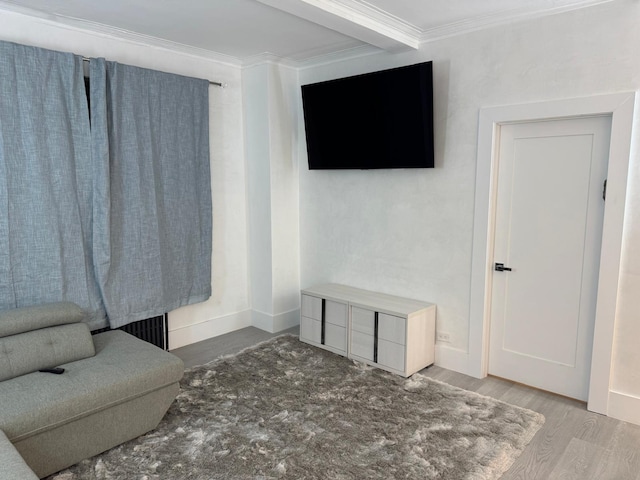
301;61;434;170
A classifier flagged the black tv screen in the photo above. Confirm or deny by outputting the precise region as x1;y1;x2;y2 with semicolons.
301;61;434;170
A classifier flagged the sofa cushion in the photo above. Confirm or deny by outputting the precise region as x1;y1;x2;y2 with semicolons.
0;429;38;480
0;302;85;338
0;330;184;442
0;323;95;382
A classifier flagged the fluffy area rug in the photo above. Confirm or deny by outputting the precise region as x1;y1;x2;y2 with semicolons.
50;335;544;479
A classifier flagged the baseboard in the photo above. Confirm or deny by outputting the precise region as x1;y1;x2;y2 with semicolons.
252;309;300;334
435;344;470;376
168;309;252;350
607;390;640;426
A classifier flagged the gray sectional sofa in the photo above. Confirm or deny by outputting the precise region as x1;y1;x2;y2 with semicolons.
0;302;184;479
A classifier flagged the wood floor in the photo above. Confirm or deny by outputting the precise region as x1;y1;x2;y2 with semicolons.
171;326;640;480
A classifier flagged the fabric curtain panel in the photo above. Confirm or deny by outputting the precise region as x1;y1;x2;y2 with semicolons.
90;58;212;328
0;41;107;329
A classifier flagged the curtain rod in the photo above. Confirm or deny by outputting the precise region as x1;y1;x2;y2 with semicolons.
81;57;226;88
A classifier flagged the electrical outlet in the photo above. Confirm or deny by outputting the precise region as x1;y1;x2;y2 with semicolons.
437;332;451;343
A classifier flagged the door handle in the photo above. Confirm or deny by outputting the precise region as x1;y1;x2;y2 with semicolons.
495;263;512;272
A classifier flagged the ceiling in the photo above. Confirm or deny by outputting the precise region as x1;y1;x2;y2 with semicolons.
0;0;614;65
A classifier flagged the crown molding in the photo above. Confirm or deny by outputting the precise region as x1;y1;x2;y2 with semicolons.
419;0;617;44
255;0;420;51
0;1;244;67
242;43;384;71
286;37;365;62
242;53;299;69
327;0;421;47
296;44;382;70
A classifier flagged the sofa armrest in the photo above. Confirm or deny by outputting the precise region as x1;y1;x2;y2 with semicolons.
0;430;38;480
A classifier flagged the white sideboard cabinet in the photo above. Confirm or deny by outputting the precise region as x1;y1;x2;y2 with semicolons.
299;284;436;377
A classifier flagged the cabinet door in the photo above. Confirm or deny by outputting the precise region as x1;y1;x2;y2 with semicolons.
378;339;405;372
300;316;321;344
325;300;347;327
301;294;322;320
351;306;375;335
325;324;346;352
351;331;374;361
378;313;406;345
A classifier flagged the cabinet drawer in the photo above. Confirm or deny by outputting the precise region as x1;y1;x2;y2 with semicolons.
351;333;406;372
325;323;346;353
300;316;321;344
302;295;347;328
350;331;374;361
351;306;375;335
378;313;406;345
301;294;322;320
300;316;346;354
352;308;406;345
325;300;347;327
378;339;405;372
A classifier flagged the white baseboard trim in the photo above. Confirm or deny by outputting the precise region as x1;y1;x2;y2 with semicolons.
607;390;640;426
252;308;300;334
435;344;470;376
168;309;253;350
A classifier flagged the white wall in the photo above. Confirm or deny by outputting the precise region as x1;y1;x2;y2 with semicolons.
298;0;640;421
243;62;301;333
268;64;301;320
0;8;252;350
244;63;274;320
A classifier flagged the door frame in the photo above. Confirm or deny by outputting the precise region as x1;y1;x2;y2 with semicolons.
468;92;636;414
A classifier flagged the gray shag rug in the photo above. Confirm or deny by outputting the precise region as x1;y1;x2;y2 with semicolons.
50;335;544;480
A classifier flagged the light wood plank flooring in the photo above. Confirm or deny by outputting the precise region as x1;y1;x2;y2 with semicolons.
172;326;640;480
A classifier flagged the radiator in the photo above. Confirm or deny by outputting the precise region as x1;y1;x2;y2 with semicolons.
92;314;169;351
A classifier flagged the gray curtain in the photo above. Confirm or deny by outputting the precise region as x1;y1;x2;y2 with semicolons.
90;58;212;328
0;41;107;329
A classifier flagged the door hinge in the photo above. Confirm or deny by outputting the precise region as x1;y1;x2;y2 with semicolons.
603;179;607;201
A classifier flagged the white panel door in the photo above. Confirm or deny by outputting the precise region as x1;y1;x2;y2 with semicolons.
489;116;611;401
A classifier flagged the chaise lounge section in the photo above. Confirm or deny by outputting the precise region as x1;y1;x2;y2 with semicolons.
0;430;38;480
0;302;184;478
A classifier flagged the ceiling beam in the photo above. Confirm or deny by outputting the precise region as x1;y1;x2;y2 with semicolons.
254;0;421;51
